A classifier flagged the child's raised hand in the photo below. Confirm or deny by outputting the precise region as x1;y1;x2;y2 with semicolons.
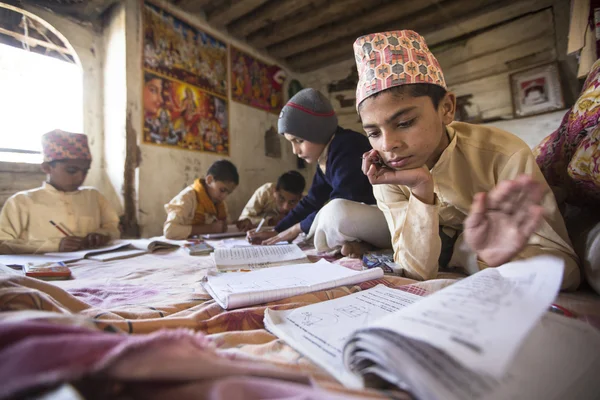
464;175;547;267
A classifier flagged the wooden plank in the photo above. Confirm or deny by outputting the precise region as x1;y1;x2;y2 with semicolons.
227;0;315;37
443;36;556;85
207;0;270;27
175;0;217;14
434;9;553;69
268;0;439;59
0;27;70;54
424;0;554;46
288;0;505;71
246;0;376;48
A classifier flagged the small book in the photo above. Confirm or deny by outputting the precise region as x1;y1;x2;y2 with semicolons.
184;241;214;256
264;256;600;399
24;262;72;280
201;231;246;240
212;244;307;272
202;259;384;309
86;248;148;262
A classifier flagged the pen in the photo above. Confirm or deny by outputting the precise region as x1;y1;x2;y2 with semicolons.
49;220;69;237
256;218;266;232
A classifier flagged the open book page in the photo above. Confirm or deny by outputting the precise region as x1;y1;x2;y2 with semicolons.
345;313;600;400
264;284;421;388
362;255;564;379
45;243;132;259
213;244;307;271
86;248;148;261
203;259;384;309
205;238;289;249
122;237;185;252
0;254;80;267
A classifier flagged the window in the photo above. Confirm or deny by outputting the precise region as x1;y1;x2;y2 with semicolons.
0;4;82;163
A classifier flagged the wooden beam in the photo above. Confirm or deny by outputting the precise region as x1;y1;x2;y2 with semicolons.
227;0;315;37
289;0;502;71
0;26;70;54
268;0;439;59
246;0;371;49
436;9;553;69
175;0;216;14
424;0;553;46
207;0;269;27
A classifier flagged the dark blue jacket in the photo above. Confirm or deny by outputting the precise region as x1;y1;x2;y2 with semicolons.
275;127;376;233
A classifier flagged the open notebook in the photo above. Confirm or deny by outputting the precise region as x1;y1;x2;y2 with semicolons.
0;238;186;266
202;259;383;309
212;244;307;272
265;256;600;399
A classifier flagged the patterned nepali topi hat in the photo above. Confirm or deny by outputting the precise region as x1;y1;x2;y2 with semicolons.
41;129;92;163
353;30;447;109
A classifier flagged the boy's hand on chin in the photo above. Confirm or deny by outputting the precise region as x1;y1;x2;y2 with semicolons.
362;150;434;204
464;175;547;267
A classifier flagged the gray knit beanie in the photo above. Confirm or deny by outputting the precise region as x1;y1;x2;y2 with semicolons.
278;88;338;144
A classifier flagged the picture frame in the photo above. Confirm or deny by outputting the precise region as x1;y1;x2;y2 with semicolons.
509;62;565;118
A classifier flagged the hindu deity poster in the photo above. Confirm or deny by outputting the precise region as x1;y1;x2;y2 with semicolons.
230;46;285;113
142;2;229;155
143;2;227;96
143;71;229;154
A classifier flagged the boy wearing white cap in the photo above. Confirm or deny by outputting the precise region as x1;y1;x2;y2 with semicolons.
356;30;579;290
0;130;120;254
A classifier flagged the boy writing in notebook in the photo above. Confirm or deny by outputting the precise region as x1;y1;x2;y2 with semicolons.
248;88;391;256
164;159;238;239
237;170;306;232
0;130;120;254
355;30;579;290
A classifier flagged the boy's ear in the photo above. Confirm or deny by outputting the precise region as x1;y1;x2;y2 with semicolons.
205;174;214;185
41;162;52;174
440;92;456;125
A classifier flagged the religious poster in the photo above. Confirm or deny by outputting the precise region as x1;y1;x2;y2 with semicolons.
143;71;229;154
230;46;285;113
142;2;229;155
143;2;227;96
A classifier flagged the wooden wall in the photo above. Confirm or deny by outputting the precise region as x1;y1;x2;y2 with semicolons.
0;162;45;207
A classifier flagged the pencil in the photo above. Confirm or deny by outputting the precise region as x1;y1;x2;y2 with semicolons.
58;222;75;236
256;218;266;232
49;220;69;237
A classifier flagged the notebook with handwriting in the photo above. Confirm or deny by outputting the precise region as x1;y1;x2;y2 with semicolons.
264;256;600;399
203;259;383;309
213;244;308;272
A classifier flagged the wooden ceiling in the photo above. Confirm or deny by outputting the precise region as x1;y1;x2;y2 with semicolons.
168;0;525;72
18;0;537;72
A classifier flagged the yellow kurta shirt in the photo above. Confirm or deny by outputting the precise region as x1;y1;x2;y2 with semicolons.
163;184;229;240
375;121;580;290
0;182;120;254
239;182;283;225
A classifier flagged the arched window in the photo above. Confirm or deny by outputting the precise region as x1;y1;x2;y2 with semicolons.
0;3;82;163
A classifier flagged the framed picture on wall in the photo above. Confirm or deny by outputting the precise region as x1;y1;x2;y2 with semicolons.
509;63;565;118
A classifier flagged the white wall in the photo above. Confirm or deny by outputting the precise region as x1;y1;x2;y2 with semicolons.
123;0;315;237
12;5;122;212
482;110;567;149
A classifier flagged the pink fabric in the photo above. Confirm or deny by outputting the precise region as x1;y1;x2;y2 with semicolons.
0;321;336;400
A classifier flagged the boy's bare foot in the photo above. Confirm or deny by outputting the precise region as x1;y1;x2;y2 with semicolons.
341;241;373;258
